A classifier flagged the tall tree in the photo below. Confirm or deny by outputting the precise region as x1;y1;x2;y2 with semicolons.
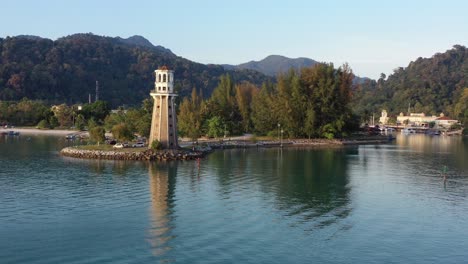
178;88;203;140
89;126;105;144
251;82;276;135
80;100;110;124
235;82;258;133
111;123;134;141
204;74;243;135
52;103;73;127
300;63;355;138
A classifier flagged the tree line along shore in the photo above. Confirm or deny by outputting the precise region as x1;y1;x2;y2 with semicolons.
1;63;360;144
2;62;467;149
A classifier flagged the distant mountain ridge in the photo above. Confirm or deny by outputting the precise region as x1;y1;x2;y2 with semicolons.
224;55;370;83
224;55;319;76
0;33;270;106
116;35;154;48
3;32;462;119
16;35;45;41
115;35;173;54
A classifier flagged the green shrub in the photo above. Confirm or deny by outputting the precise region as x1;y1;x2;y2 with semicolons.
250;135;257;143
75;114;86;130
151;140;163;150
48;116;59;128
267;130;277;138
89;126;105;144
320;124;337;139
36;119;49;129
450;123;462;130
111;123;134;142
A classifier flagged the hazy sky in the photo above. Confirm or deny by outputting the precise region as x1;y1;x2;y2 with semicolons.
1;0;467;79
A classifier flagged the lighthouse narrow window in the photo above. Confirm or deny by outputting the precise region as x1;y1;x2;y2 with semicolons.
158;74;161;82
163;74;166;82
168;74;170;82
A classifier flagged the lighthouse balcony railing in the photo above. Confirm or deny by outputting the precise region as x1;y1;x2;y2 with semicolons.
150;89;176;94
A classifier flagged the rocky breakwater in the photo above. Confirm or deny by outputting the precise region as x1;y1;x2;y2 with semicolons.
60;147;206;161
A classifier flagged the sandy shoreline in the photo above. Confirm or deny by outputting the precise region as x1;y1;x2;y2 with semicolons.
3;127;82;136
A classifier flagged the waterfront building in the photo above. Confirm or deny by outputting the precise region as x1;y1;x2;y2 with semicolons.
395;111;459;128
435;114;459;129
149;66;178;149
396;112;438;126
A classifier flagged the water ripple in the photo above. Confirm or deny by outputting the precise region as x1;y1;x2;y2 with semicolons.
2;136;468;263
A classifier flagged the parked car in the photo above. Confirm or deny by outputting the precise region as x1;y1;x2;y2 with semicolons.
132;142;145;148
113;143;124;149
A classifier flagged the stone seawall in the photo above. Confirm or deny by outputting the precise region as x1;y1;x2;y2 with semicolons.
60;147;205;161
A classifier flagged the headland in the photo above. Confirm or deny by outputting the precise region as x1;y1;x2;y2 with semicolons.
59;134;393;161
60;147;205;161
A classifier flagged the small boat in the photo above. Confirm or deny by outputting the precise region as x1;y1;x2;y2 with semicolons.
426;130;441;136
65;134;76;140
7;131;20;136
401;128;416;134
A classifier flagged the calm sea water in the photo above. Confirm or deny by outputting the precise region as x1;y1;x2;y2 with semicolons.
1;134;468;263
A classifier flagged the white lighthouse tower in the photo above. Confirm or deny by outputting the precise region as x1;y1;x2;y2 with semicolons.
149;66;178;149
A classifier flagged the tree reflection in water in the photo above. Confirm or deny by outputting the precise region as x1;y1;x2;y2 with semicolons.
207;147;354;230
274;148;354;229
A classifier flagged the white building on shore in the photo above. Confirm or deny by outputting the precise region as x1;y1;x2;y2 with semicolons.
434;115;460;129
396;112;438;127
382;111;460;129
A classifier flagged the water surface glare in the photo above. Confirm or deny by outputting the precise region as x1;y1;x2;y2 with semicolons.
1;135;468;263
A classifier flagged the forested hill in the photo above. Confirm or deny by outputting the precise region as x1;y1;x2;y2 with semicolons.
353;45;468;119
0;34;270;107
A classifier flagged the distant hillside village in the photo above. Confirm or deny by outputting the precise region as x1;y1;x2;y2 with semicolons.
379;110;460;129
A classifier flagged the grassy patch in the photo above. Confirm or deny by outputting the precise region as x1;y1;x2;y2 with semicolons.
74;145;147;152
253;136;276;141
75;145;113;151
